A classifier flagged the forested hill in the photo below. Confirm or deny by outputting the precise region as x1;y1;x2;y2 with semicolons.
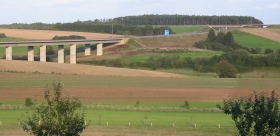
112;15;263;26
0;15;263;36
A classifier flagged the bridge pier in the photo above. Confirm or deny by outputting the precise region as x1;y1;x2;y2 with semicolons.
6;46;12;60
40;45;46;62
70;44;76;64
85;44;91;56
58;45;64;63
97;43;103;56
28;46;34;61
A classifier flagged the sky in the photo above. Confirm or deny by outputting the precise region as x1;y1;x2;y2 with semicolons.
0;0;280;24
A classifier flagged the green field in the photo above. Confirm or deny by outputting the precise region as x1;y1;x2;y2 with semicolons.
1;72;280;89
170;26;208;34
232;30;280;51
0;109;234;127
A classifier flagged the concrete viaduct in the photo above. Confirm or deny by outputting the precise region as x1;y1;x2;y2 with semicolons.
0;38;124;64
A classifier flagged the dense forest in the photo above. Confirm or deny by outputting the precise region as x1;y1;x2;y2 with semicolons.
112;15;263;26
0;15;263;36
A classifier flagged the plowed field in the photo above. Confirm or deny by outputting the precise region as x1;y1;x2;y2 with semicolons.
0;28;121;40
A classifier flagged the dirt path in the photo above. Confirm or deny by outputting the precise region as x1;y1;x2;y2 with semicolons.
0;60;184;78
240;28;280;43
0;28;122;40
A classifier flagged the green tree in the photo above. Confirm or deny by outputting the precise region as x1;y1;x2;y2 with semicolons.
25;97;34;107
216;32;225;44
217;91;280;136
207;29;216;42
224;32;234;45
214;60;238;78
21;81;89;136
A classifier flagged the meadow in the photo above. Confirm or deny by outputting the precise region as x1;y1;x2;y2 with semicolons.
232;30;280;51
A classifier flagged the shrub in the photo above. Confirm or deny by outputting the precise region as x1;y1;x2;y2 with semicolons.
25;97;34;107
20;81;89;135
0;33;6;38
264;48;274;54
214;60;238;78
181;100;190;109
52;35;86;40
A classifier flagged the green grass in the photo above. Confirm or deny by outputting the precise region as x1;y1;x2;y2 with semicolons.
85;102;221;109
170;26;207;34
232;30;280;52
0;109;233;127
120;51;223;63
0;73;280;90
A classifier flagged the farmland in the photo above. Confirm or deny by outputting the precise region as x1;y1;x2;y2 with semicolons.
0;27;280;135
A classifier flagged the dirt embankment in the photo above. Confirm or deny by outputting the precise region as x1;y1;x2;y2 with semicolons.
240;28;280;43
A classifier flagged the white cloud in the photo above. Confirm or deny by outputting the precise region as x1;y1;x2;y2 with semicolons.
266;3;280;9
253;6;263;10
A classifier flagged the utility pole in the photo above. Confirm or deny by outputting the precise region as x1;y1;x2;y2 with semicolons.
112;23;114;34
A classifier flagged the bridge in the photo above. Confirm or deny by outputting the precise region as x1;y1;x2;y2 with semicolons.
207;24;276;28
0;38;125;64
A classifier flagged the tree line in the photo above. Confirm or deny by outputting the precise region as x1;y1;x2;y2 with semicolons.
112;15;263;26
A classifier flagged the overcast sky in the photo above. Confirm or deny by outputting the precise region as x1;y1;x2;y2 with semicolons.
0;0;279;24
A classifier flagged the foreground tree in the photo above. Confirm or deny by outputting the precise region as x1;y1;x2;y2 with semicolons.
21;81;89;136
217;91;280;136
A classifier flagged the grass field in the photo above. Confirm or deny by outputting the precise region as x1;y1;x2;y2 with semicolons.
170;26;208;34
1;72;280;89
232;30;280;52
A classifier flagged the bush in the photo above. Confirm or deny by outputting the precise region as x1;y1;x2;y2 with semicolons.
264;48;274;54
0;33;6;38
25;97;34;107
214;60;238;78
52;35;86;40
20;81;89;135
181;100;190;109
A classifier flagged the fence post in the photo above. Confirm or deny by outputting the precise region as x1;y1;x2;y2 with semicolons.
151;122;152;127
129;122;130;126
173;123;175;127
39;121;40;125
194;124;196;128
0;121;2;125
218;124;220;128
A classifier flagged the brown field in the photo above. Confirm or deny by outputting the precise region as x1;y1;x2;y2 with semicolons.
0;60;183;78
0;88;276;103
240;28;280;43
0;28;122;40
